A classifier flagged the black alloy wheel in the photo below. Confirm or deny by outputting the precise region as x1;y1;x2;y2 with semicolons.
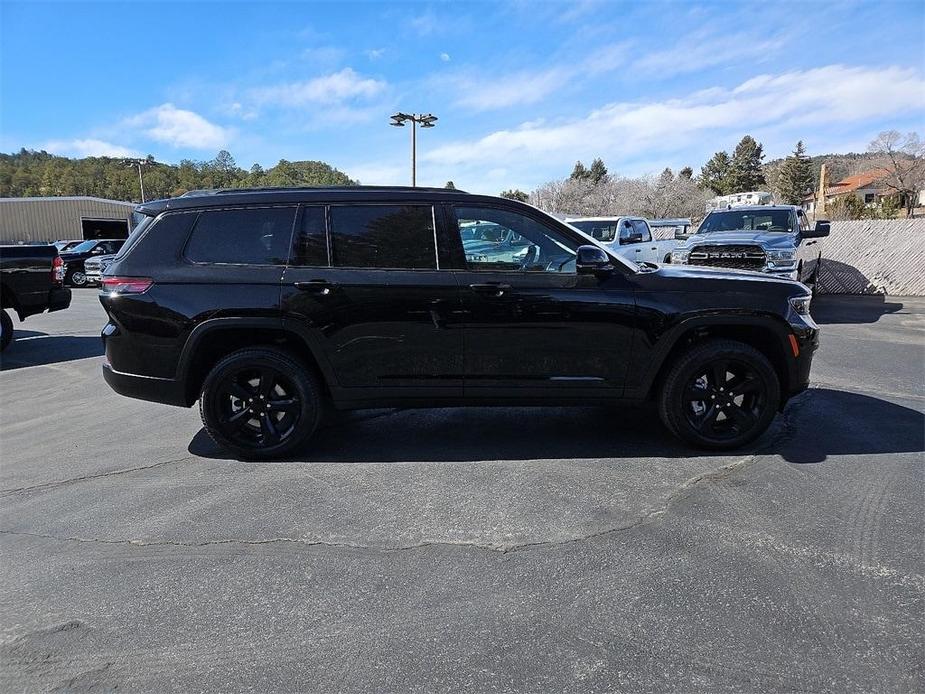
681;359;765;442
200;348;321;459
659;339;780;449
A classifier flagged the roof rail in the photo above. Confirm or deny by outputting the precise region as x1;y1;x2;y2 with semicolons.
182;185;469;196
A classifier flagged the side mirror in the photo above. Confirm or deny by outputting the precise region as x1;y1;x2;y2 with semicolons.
811;220;831;238
621;233;643;245
576;245;614;276
674;228;690;240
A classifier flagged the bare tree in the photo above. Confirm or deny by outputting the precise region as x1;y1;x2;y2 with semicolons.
868;130;924;217
530;171;709;220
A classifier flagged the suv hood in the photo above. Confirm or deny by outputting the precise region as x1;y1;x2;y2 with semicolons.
651;262;805;288
680;231;797;250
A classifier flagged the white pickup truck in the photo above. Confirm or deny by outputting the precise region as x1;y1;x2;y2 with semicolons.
565;216;679;263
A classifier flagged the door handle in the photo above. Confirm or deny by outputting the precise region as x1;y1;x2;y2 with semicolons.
293;280;333;295
469;282;510;297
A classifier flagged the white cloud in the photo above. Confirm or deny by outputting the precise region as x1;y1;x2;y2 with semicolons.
251;67;386;107
440;52;451;62
424;64;925;181
42;138;140;158
365;48;385;61
633;31;786;77
444;43;629;112
124;103;229;149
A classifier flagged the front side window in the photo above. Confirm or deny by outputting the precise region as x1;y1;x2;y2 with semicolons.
185;207;295;265
618;220;637;244
329;205;436;269
455;206;578;273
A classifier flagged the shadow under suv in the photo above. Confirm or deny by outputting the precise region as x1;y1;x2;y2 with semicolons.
99;186;820;459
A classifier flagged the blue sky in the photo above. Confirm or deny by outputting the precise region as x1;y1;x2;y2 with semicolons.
2;0;923;193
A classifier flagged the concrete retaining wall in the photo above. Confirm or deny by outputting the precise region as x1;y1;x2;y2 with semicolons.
798;219;925;296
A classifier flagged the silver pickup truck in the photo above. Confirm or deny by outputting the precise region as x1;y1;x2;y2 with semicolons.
670;205;830;284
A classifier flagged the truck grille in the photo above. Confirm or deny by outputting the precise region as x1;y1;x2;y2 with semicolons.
689;245;766;271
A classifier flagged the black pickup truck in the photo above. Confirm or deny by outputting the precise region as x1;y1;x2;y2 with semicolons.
0;245;72;351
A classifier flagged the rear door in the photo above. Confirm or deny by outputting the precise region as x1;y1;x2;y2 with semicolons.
280;203;463;400
449;204;635;398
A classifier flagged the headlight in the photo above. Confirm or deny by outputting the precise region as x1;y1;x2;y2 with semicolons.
767;250;795;261
789;295;812;315
671;250;690;264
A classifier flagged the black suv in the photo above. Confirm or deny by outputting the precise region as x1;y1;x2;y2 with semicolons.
100;187;819;459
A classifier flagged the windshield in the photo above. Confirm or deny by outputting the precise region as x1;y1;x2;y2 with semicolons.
68;240;98;253
698;210;794;234
568;220;619;242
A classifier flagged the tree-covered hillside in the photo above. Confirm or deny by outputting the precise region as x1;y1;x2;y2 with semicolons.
0;149;356;202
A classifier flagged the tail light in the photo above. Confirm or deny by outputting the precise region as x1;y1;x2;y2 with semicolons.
101;276;153;294
52;255;64;286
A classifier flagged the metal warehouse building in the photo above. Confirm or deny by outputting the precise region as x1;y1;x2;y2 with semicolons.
0;196;136;245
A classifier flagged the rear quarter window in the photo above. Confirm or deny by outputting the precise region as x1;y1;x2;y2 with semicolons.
185;206;296;265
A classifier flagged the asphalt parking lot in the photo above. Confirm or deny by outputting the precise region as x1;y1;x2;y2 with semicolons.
1;290;923;692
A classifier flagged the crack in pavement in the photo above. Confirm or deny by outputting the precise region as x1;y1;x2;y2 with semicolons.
0;455;195;498
0;393;804;554
0;401;799;554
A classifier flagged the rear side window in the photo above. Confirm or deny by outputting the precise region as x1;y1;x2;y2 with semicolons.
329;205;436;269
185;207;295;265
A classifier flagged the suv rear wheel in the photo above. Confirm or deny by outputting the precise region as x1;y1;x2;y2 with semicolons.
658;339;780;449
199;347;322;460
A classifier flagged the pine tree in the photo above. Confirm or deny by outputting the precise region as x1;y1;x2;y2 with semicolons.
728;135;766;192
500;189;529;202
776;141;814;204
700;151;733;195
589;158;608;184
444;180;456;189
570;161;590;181
679;166;694;180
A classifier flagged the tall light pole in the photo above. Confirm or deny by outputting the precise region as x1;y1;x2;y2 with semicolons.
128;159;148;202
389;113;437;187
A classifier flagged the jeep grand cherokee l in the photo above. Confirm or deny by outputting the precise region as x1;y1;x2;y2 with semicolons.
99;187;819;459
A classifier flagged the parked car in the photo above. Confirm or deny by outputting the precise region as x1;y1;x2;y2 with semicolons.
84;253;117;286
565;216;678;263
100;187;820;459
0;245;71;350
53;240;84;253
60;239;125;287
671;205;830;285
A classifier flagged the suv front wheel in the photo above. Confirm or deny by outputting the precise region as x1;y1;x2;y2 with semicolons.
658;339;781;449
199;347;322;460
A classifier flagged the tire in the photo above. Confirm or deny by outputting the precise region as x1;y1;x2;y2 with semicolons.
199;347;323;460
66;268;88;287
0;309;12;352
658;339;780;450
663;254;672;264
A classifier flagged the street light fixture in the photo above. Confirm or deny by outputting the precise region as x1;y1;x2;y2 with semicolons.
389;112;438;187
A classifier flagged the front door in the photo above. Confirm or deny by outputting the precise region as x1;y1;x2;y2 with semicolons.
280;204;463;400
449;204;636;398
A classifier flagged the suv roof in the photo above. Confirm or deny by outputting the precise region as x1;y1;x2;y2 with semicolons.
138;186;472;216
